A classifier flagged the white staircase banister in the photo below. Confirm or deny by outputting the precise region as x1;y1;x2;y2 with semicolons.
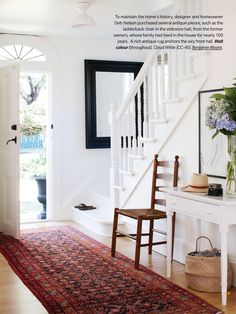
115;50;157;122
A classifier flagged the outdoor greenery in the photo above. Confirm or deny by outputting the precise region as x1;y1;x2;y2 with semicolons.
20;155;46;178
20;113;44;136
20;74;46;105
20;99;46;136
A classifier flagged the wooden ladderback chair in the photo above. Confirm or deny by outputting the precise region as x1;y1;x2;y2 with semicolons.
111;154;179;269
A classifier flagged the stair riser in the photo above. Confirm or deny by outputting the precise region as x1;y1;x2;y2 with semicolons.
89;192;112;210
73;209;113;237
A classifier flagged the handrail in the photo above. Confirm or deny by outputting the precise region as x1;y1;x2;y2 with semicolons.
115;50;157;122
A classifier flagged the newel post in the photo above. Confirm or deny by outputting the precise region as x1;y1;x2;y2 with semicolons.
109;102;120;208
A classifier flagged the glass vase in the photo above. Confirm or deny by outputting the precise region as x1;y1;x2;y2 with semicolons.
226;135;236;196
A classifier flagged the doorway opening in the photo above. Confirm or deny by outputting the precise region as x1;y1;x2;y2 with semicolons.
19;72;49;223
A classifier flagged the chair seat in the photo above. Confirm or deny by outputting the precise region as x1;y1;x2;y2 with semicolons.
117;208;167;220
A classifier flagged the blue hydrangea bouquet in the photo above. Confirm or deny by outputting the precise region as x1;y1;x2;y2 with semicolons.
206;80;236;195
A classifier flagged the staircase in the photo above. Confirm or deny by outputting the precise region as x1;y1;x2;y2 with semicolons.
73;0;208;236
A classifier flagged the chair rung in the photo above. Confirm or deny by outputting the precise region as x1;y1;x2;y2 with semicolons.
116;231;150;238
140;241;167;247
152;241;167;246
116;230;136;240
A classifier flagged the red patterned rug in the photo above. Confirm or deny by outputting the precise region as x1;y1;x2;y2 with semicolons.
0;226;221;313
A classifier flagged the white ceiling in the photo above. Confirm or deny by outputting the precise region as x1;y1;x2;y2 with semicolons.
0;0;176;39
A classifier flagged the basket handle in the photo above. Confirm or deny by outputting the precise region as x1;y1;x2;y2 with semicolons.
195;236;214;252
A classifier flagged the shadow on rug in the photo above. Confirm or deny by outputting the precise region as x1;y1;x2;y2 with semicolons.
0;226;221;313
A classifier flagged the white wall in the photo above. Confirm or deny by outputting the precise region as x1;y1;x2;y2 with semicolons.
47;37;146;220
123;0;236;275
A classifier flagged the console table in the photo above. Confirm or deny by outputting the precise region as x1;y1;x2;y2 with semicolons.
161;187;236;306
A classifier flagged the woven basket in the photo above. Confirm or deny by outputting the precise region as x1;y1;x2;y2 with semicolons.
185;236;233;292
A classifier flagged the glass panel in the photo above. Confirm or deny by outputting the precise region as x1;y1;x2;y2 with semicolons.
23;48;46;61
96;72;134;137
0;48;12;60
14;45;23;59
3;45;17;59
0;45;46;61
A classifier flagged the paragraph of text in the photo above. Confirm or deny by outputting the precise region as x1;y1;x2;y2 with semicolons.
113;14;224;51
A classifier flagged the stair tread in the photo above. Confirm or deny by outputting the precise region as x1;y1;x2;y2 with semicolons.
73;207;114;224
128;154;145;160
138;137;156;143
149;118;168;124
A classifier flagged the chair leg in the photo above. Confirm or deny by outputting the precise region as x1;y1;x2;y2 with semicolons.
135;218;143;269
111;209;119;257
148;219;154;255
171;212;176;261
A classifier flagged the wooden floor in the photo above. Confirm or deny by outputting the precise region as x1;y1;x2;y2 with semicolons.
0;221;235;313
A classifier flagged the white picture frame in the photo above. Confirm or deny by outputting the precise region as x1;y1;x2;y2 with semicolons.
198;89;226;178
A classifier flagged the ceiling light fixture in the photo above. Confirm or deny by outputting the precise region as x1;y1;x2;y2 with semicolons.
71;0;95;28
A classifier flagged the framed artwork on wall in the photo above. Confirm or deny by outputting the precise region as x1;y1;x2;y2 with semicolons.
198;88;226;179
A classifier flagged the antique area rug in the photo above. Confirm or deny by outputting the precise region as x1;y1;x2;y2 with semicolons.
0;226;221;314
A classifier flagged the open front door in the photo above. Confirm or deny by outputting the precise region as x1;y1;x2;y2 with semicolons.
0;64;20;238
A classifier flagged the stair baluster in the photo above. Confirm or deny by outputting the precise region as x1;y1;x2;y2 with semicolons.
160;52;167;121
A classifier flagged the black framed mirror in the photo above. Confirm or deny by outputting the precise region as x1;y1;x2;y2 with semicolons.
84;59;143;149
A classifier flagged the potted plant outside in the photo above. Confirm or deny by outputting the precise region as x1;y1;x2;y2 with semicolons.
30;156;47;219
20;155;47;219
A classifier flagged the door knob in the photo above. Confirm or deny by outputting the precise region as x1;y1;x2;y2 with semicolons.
6;136;17;145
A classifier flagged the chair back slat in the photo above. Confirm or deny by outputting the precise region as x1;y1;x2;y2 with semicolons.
157;161;170;167
150;154;179;210
154;199;166;206
156;173;172;180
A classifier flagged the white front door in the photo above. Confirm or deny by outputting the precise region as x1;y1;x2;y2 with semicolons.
0;64;20;238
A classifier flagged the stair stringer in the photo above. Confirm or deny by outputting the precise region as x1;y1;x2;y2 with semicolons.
118;59;208;208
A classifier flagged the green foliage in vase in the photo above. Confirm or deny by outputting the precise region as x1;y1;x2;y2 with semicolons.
210;79;236;121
